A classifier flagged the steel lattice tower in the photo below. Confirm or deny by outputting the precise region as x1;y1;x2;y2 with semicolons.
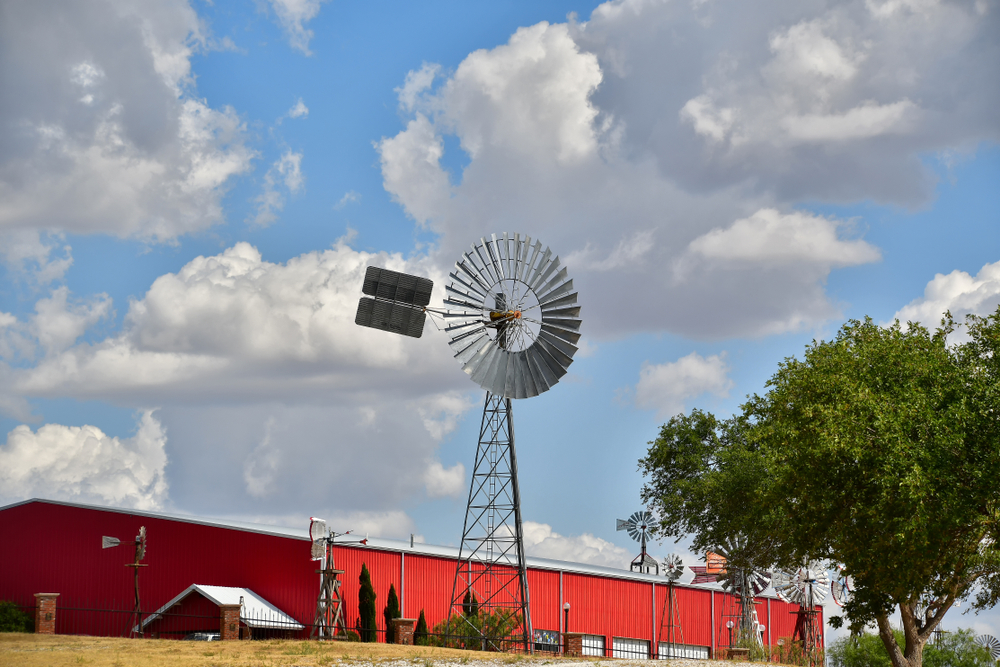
449;392;532;653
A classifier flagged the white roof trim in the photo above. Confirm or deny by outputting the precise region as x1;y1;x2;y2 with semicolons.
140;584;304;630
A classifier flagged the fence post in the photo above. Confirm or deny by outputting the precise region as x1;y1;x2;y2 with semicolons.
34;593;59;635
392;618;416;644
564;632;584;657
219;604;241;640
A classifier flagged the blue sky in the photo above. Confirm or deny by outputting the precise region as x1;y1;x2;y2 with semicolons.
0;0;998;643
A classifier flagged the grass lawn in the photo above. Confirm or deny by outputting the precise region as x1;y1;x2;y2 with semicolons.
0;634;576;667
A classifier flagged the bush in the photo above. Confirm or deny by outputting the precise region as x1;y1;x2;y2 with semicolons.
0;601;32;633
415;610;428;646
428;609;521;651
384;584;400;644
829;629;992;667
358;563;377;642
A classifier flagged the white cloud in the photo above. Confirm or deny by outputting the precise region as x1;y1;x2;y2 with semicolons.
523;521;633;569
0;410;168;510
634;352;733;419
893;260;1000;329
378;7;945;339
244;417;281;498
12;240;461;405
251;150;303;226
288;98;309;119
268;0;328;55
31;287;112;356
395;63;439;113
0;1;254;241
423;461;466;499
681;208;881;269
334;190;361;209
0;230;73;285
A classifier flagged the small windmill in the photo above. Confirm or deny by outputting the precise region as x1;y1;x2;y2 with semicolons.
773;561;828;663
659;554;687;658
309;517;367;640
102;526;147;637
830;567;853;608
617;511;658;574
975;635;1000;661
715;536;770;650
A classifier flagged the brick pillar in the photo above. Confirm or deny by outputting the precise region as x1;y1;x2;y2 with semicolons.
34;594;59;635
392;618;416;645
219;604;241;640
564;632;584;657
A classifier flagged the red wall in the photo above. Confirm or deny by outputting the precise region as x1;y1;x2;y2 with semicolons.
0;500;818;651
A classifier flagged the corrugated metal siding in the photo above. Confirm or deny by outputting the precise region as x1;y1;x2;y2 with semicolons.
526;569;559;632
400;552;455;627
0;500;803;651
654;583;712;648
332;546;401;632
563;572;653;642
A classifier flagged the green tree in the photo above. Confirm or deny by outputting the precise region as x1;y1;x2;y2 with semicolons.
415;609;429;646
0;601;32;632
830;629;992;667
383;583;400;643
640;311;1000;667
358;563;378;642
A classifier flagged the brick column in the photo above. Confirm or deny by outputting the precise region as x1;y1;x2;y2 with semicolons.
564;632;585;657
219;604;241;640
392;618;416;645
34;594;59;635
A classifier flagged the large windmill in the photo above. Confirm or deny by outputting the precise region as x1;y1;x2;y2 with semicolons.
102;526;148;637
307;517;369;640
616;511;659;574
356;233;581;652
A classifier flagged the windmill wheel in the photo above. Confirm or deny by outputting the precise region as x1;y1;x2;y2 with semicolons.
663;554;686;583
976;635;1000;660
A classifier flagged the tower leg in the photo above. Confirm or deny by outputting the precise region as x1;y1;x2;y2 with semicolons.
449;393;532;653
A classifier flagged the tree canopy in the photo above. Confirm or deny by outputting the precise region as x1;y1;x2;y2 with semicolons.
640;309;1000;667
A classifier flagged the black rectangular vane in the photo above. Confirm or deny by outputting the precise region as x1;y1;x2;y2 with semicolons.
362;266;433;307
355;297;426;338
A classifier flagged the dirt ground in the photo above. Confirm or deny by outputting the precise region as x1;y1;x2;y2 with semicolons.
0;634;764;667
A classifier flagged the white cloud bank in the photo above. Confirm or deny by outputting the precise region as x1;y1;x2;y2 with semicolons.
635;352;734;419
893;260;1000;328
0;411;168;510
0;1;254;242
268;0;329;55
376;0;994;339
523;521;633;569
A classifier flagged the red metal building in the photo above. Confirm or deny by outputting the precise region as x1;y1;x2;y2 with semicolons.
0;498;821;657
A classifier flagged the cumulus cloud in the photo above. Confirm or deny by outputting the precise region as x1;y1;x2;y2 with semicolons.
268;0;328;55
423;461;466;498
0;410;168;510
288;98;309;119
634;352;734;419
13;239;463;404
377;4;960;339
893;260;1000;329
252;150;304;226
0;230;73;285
31;287;112;356
523;521;633;569
0;1;254;241
679;208;881;271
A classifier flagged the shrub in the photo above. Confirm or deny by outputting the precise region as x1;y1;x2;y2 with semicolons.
415;610;429;646
0;601;32;633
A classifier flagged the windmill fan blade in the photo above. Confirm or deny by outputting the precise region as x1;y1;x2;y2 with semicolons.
441;235;580;399
311;540;326;561
976;635;1000;660
309;517;327;542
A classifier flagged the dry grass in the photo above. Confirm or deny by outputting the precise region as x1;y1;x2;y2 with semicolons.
0;633;567;667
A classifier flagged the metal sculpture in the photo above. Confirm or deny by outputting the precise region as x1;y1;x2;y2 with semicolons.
617;511;659;574
659;554;687;658
355;233;581;653
103;526;148;637
308;517;367;640
773;561;829;662
715;536;770;649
